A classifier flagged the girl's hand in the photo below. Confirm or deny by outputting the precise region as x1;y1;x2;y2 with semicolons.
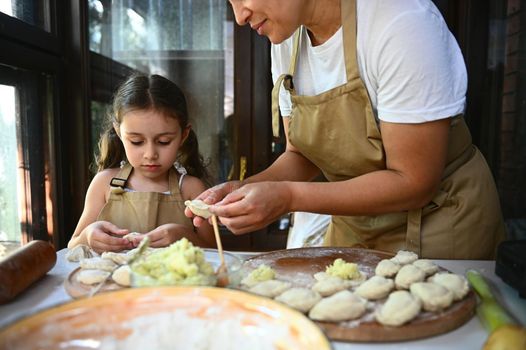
85;221;133;253
185;181;243;227
141;223;192;248
210;181;292;235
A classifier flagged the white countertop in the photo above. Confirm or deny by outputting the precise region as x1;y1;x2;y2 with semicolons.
1;249;525;349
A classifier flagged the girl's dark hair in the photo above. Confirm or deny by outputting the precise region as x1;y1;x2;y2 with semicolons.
95;74;210;184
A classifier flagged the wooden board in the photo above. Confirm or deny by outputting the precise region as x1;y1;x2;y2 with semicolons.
242;247;476;343
64;267;124;299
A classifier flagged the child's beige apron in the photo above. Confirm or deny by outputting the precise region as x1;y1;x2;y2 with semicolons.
271;0;505;259
97;163;193;233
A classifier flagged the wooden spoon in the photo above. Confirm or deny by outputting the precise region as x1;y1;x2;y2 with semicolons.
211;215;229;287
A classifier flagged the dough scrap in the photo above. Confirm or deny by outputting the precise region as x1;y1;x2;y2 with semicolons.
184;199;212;219
410;282;454;312
428;273;469;301
249;279;292;298
395;264;425;290
312;275;349;297
412;259;439;276
391;250;419;265
79;257;117;272
112;265;131;287
375;259;401;278
275;287;322;313
375;290;421;326
309;290;367;322
355;275;394;300
76;269;110;285
66;245;94;262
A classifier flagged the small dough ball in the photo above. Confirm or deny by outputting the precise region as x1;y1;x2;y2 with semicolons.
76;269;110;285
375;259;401;278
410;282;454;312
309;290;367;322
375;290;421;326
395;264;425;289
184;199;212;219
275;288;322;313
355;275;394;300
312;275;348;297
112;265;131;287
241;264;276;287
412;259;439;276
428;273;469;301
101;251;131;265
249;280;292;298
391;250;419;265
66;245;94;262
79;257;117;272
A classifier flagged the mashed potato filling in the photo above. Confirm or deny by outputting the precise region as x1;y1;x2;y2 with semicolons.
326;258;361;280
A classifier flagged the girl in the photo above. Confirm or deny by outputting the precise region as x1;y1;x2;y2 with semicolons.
69;74;215;253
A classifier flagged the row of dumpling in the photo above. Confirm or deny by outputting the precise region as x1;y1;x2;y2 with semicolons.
66;244;143;287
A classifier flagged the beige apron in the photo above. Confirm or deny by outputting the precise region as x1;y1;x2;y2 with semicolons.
272;0;505;259
97;163;193;233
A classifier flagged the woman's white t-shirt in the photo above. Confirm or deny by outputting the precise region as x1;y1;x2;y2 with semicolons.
271;0;467;123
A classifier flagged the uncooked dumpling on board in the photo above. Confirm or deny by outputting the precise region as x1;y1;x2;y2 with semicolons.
79;257;117;272
410;282;454;312
249;279;292;298
428;272;470;301
184;199;212;219
375;290;421;326
412;259;439;276
76;269;110;285
240;264;276;288
311;275;349;297
375;259;401;278
309;290;367;322
391;250;419;265
112;265;131;287
275;287;322;313
66;245;94;262
394;264;425;289
101;251;131;265
355;275;394;300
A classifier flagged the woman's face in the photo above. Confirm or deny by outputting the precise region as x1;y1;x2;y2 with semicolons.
229;0;305;44
116;109;189;183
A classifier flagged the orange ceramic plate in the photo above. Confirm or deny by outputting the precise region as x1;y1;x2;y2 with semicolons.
0;286;331;350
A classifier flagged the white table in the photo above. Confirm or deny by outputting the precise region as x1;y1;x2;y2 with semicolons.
1;249;525;349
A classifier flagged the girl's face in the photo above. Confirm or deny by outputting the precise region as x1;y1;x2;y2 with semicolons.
228;0;305;44
116;109;189;182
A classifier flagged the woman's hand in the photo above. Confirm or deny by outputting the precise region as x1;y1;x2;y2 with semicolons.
209;181;292;235
84;221;132;254
140;223;192;248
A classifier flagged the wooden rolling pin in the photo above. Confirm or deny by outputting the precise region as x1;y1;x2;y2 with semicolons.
0;240;56;304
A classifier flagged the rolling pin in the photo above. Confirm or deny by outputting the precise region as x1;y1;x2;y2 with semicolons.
0;240;56;304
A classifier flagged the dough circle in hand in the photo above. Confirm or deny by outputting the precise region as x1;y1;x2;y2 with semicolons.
249;279;292;298
375;290;421;326
428;273;469;301
184;199;212;219
122;232;142;242
76;269;110;285
355;275;394;300
275;287;322;313
410;282;454;312
391;250;419;265
395;264;426;289
309;290;367;322
412;259;439;276
311;275;349;297
375;259;401;278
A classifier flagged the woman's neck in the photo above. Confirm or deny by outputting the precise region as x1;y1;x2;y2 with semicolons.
304;0;341;46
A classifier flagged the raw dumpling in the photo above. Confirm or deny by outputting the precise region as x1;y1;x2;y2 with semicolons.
112;265;131;287
412;259;439;276
241;264;276;288
428;273;470;301
249;279;292;298
355;275;394;300
66;245;94;262
375;259;401;278
391;250;418;265
410;282;454;312
79;257;117;272
76;269;110;285
275;288;322;313
184;199;212;219
375;290;421;326
309;290;367;322
395;264;425;289
312;275;349;297
101;251;131;265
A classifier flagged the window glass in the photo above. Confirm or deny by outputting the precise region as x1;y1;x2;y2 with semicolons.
0;0;48;30
88;0;234;184
90;100;110;171
0;84;22;252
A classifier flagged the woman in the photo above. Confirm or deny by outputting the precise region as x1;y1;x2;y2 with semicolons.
188;0;505;259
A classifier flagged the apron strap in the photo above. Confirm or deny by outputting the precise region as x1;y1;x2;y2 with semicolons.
341;0;359;81
109;163;133;192
168;167;182;196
